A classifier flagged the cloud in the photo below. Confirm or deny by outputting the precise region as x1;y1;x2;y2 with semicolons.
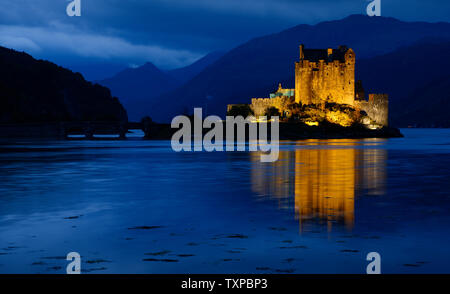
0;24;202;69
0;0;361;54
0;35;41;52
0;0;449;72
149;0;355;20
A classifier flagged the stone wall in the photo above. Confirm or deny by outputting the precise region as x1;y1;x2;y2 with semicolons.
355;94;389;126
250;96;294;117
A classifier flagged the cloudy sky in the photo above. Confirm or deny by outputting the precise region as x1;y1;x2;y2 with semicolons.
1;0;449;79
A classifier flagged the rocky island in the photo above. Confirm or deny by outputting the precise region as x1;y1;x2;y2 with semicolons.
226;45;402;139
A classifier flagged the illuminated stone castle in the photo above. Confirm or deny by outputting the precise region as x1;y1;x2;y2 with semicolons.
296;44;356;105
228;45;389;126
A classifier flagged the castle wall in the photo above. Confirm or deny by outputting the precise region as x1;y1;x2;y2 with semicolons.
355;94;389;126
227;104;247;113
295;49;355;106
251;96;294;117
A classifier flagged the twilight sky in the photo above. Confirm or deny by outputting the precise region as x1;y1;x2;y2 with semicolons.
1;0;449;78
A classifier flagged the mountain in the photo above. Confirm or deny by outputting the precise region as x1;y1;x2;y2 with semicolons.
99;52;224;121
99;62;179;121
67;61;128;81
148;15;450;122
392;75;450;127
357;39;450;127
168;51;225;84
0;46;127;124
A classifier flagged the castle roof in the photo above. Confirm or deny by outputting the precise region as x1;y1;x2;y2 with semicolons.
300;45;350;63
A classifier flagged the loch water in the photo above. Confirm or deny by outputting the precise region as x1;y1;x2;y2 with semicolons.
0;129;449;273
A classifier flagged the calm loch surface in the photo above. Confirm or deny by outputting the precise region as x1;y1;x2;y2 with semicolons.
0;129;449;273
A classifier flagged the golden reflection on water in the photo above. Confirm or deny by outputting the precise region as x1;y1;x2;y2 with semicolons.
251;139;387;232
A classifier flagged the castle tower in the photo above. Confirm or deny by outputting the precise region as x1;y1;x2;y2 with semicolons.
294;45;355;106
343;48;356;105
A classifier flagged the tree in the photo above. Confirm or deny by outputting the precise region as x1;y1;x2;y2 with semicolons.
264;106;281;118
227;105;254;117
287;102;302;120
141;116;153;138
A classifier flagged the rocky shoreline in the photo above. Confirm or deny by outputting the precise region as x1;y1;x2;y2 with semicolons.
142;122;404;140
277;123;404;140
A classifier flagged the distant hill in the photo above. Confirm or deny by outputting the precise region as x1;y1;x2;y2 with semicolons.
0;46;127;124
99;52;225;121
67;61;127;82
168;51;225;85
147;15;450;122
100;62;179;121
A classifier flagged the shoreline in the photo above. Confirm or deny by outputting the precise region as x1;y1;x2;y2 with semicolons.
0;122;404;140
140;122;404;140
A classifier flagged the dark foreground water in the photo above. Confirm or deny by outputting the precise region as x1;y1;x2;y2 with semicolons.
0;129;449;274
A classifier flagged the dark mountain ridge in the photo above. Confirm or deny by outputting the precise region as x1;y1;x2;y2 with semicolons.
0;46;127;124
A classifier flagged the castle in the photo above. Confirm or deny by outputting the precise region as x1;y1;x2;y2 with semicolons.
228;45;389;127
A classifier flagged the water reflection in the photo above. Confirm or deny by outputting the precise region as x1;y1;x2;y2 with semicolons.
251;140;387;232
